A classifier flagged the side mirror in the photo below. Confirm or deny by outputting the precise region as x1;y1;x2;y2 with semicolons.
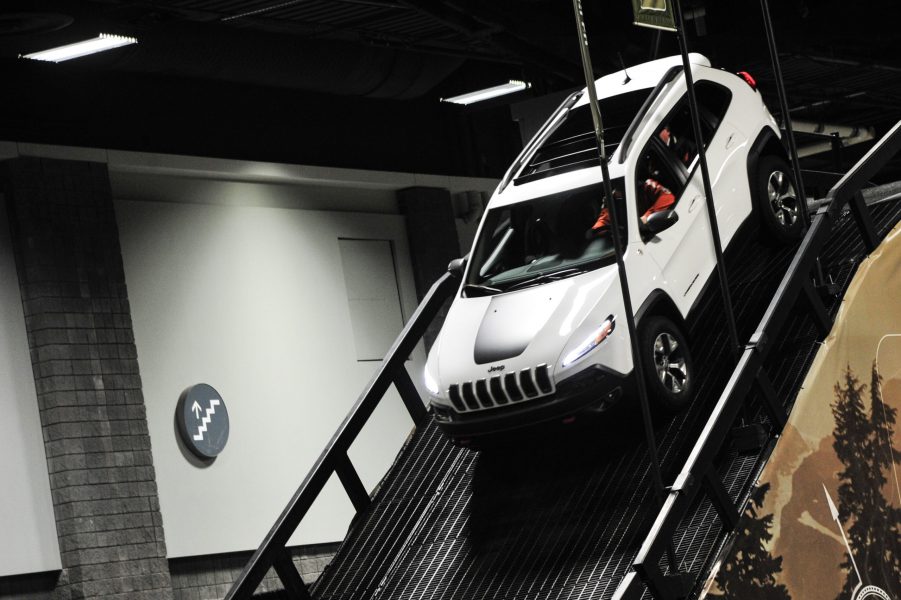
447;257;467;278
643;209;679;236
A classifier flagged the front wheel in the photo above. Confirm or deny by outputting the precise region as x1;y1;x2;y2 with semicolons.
756;155;804;243
638;316;694;413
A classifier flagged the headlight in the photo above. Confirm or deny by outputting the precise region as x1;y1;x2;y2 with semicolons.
424;368;440;395
562;315;616;367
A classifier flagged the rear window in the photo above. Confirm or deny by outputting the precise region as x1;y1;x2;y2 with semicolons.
515;89;652;185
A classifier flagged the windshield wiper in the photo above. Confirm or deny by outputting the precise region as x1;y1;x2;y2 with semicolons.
504;267;583;292
462;283;502;298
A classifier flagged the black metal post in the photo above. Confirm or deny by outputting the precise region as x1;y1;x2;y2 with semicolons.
649;30;662;61
831;132;844;171
759;0;809;229
570;0;678;573
672;0;741;359
759;0;833;292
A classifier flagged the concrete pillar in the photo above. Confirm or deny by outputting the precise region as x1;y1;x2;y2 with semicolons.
397;186;461;350
1;157;172;600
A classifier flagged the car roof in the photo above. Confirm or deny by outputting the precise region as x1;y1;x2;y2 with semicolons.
573;53;710;107
489;54;713;209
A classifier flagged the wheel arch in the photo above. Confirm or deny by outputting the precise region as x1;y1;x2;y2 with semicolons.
747;126;789;205
635;289;685;334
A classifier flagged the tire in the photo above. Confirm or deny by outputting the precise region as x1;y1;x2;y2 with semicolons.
756;155;804;243
638;316;694;413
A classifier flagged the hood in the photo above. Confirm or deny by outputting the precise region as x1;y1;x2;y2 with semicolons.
433;265;621;386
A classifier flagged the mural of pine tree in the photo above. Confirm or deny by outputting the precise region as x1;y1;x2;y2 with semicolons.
832;365;870;600
710;483;791;599
864;363;900;598
830;364;900;600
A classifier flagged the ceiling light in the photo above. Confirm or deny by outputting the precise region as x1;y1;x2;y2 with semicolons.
441;80;531;105
22;33;137;63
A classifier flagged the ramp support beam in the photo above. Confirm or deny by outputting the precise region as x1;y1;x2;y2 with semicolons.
336;453;371;513
702;470;740;531
394;365;428;425
754;369;787;430
849;191;879;251
272;549;312;600
801;278;831;337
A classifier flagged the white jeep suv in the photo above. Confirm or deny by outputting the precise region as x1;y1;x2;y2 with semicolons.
423;54;802;445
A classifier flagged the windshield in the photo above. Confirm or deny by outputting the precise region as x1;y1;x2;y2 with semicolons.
464;179;626;296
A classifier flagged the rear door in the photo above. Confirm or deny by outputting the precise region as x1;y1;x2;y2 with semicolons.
641;81;734;314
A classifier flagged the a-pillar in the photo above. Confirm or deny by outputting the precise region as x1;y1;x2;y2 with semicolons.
1;156;173;599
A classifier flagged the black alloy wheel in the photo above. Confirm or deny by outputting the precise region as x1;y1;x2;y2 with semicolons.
756;155;804;243
639;315;694;413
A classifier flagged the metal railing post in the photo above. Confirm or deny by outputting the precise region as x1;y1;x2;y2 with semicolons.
571;0;679;576
673;0;741;360
759;0;809;229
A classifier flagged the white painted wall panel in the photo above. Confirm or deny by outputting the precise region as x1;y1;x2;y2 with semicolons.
339;239;405;361
116;199;425;557
0;197;61;576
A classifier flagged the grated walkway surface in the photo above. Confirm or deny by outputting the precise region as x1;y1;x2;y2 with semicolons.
311;200;900;600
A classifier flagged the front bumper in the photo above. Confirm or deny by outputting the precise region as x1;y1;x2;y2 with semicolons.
430;365;635;444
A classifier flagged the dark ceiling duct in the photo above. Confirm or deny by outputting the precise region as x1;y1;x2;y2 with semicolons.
110;21;463;99
8;15;463;99
0;11;74;36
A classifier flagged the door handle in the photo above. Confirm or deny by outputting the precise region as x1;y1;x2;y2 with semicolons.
689;195;702;213
725;133;735;149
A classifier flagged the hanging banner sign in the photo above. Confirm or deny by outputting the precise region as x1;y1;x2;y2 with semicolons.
630;0;677;31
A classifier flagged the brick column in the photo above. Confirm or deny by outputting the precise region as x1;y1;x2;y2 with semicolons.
398;186;462;350
1;157;172;600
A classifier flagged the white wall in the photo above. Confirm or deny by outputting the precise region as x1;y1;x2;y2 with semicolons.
0;197;61;576
0;141;498;560
116;198;426;557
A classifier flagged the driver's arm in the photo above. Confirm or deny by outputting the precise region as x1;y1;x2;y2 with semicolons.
641;179;676;222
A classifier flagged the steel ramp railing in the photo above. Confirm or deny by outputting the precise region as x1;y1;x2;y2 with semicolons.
224;271;460;600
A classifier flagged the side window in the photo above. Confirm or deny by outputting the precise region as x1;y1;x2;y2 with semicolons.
695;82;731;136
655;82;733;169
657;102;701;168
634;145;682;223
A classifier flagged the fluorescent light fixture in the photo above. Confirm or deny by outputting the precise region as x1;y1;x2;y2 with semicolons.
22;33;137;63
441;80;531;105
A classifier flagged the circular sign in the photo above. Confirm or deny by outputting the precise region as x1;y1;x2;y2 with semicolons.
176;383;229;459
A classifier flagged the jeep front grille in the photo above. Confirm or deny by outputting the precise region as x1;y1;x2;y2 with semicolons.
446;364;554;413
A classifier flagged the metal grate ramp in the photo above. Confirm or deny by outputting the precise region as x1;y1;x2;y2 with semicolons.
311;200;901;600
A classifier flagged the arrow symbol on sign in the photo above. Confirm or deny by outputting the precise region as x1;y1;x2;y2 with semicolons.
191;401;202;419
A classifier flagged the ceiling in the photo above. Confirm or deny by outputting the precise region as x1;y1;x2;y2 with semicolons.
1;0;901;182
